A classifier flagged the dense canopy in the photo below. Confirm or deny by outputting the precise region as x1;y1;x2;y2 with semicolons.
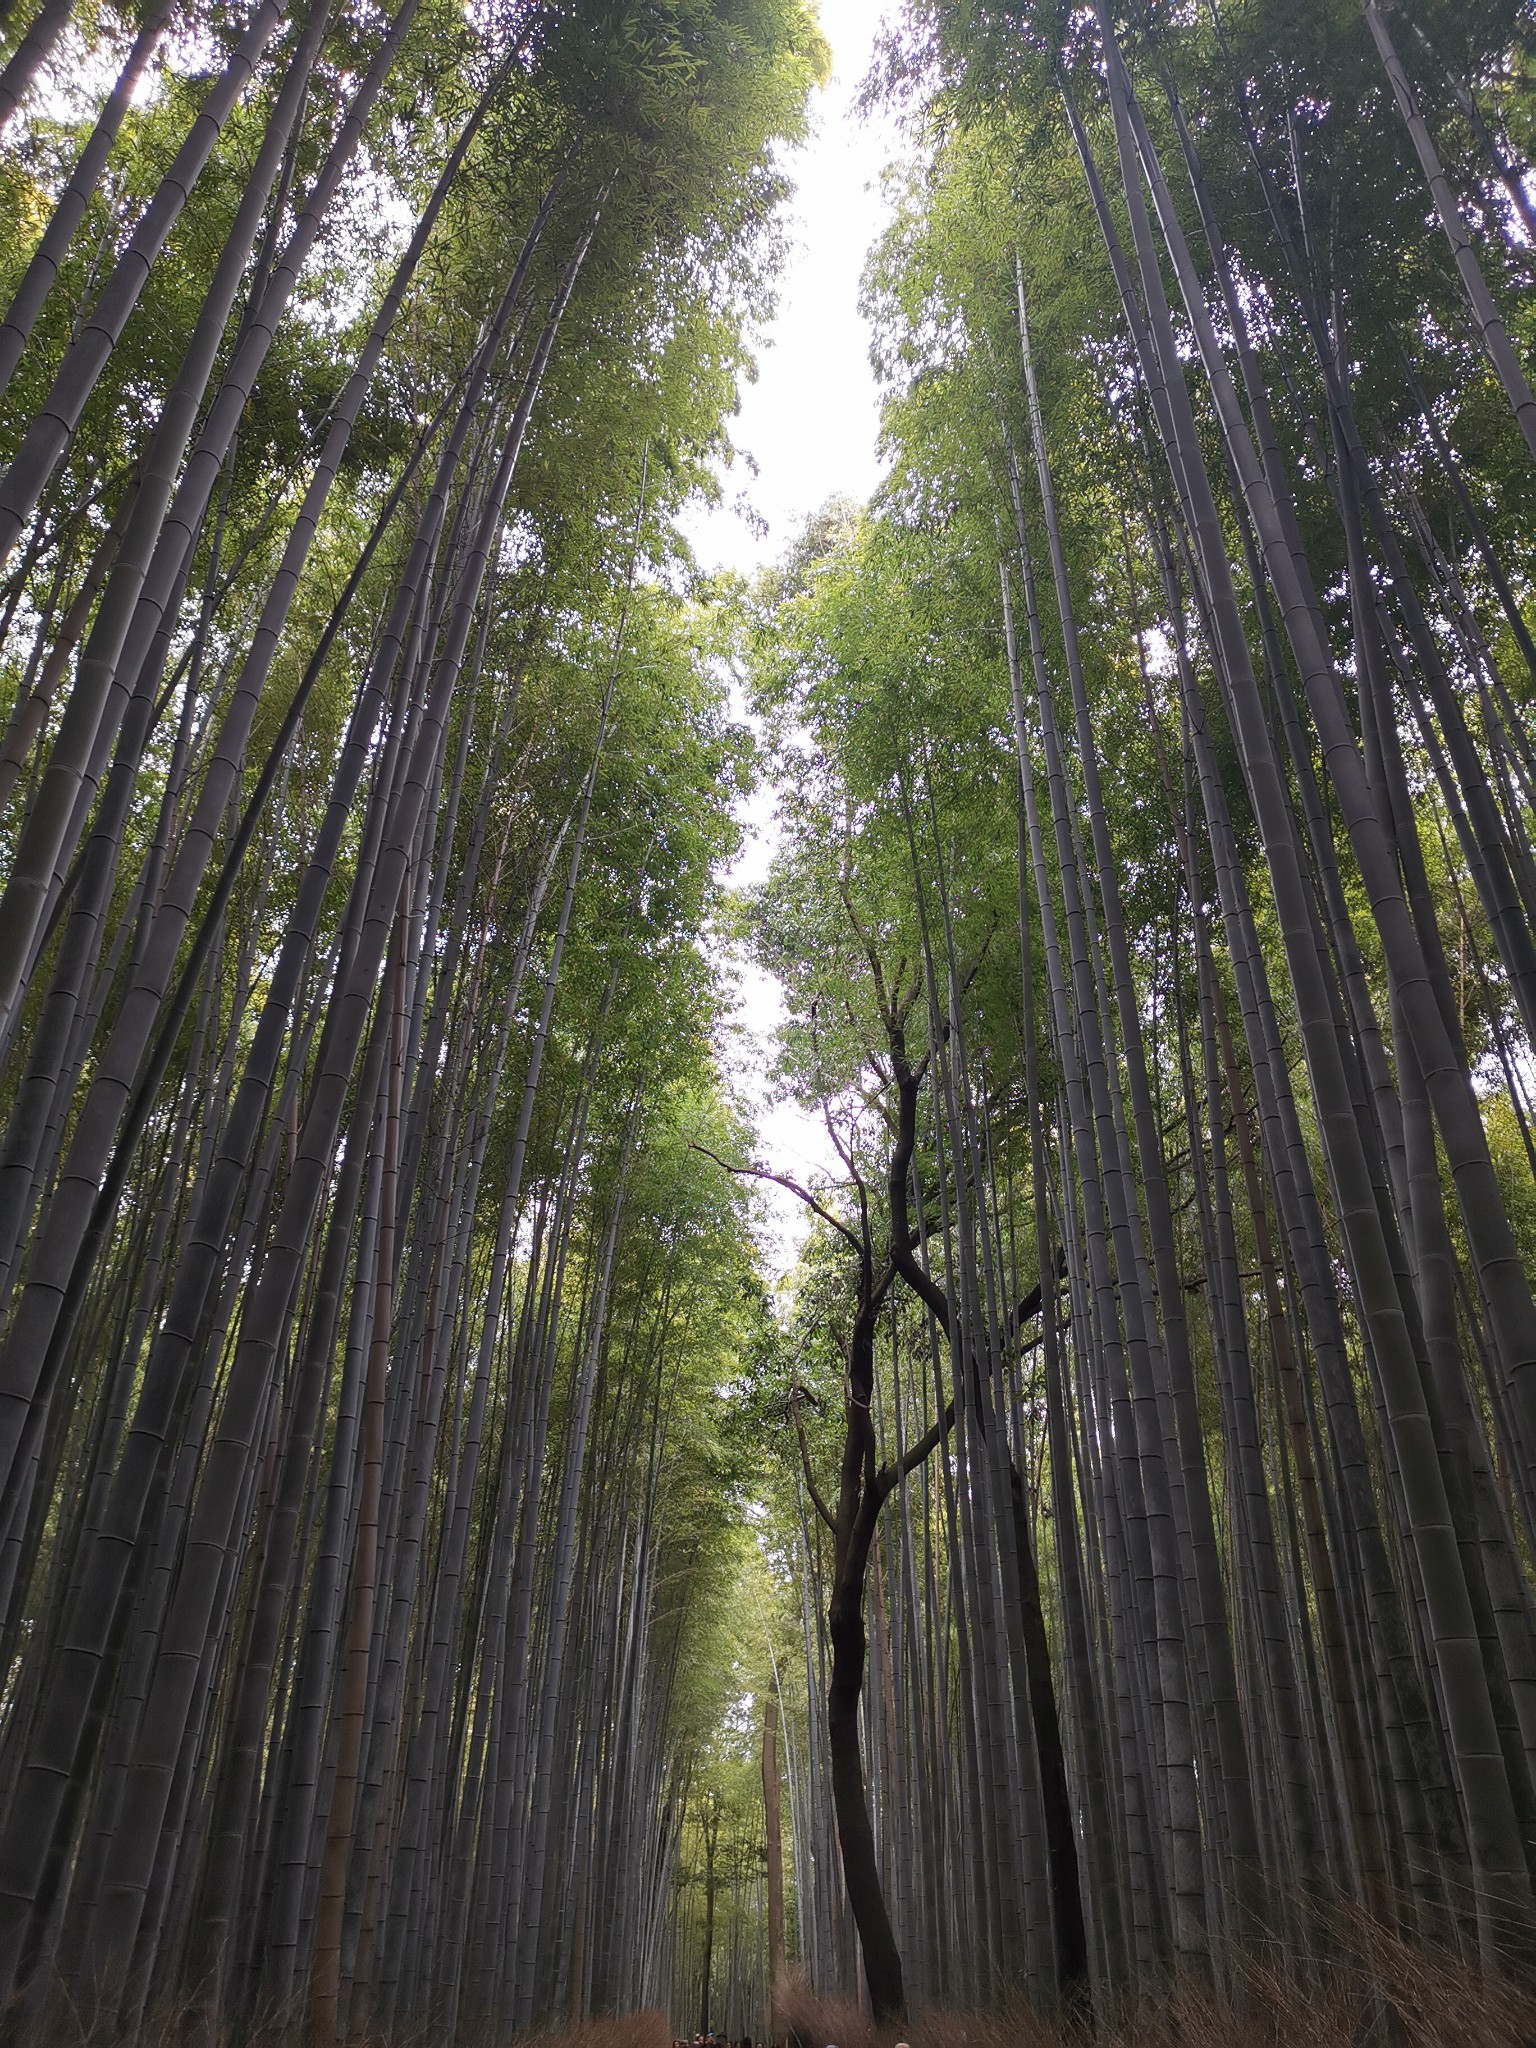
1;0;1536;2042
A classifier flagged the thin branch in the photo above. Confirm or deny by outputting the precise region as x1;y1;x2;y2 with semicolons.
686;1138;863;1255
790;1392;837;1531
876;1397;956;1500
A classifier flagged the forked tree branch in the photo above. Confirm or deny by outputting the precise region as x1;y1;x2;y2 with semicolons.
686;1138;864;1256
876;1397;957;1501
791;1392;837;1532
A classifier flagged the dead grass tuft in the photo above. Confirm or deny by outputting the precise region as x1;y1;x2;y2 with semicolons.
514;2014;673;2048
772;1913;1536;2048
6;1992;677;2048
12;1932;1536;2048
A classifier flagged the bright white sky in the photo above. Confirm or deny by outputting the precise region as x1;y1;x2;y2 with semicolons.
682;0;902;577
685;0;907;1276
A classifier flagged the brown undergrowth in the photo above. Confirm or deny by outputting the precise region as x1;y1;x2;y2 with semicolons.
7;2003;678;2048
310;2013;676;2048
774;1914;1536;2048
14;1944;1536;2048
506;2017;674;2048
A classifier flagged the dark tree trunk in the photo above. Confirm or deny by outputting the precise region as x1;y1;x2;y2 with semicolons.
827;1510;905;2023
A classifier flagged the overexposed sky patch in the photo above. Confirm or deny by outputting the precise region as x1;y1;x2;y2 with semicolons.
683;0;901;576
695;0;906;1276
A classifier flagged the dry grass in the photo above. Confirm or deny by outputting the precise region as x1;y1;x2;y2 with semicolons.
12;1935;1536;2048
513;2017;674;2048
319;2011;677;2048
774;1911;1536;2048
6;1997;678;2048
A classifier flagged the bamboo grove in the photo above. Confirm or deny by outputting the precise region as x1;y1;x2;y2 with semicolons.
732;0;1536;2029
5;0;1536;2040
0;0;824;2036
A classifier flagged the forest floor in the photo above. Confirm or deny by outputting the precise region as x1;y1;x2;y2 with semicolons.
559;1939;1536;2048
770;1961;1536;2048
